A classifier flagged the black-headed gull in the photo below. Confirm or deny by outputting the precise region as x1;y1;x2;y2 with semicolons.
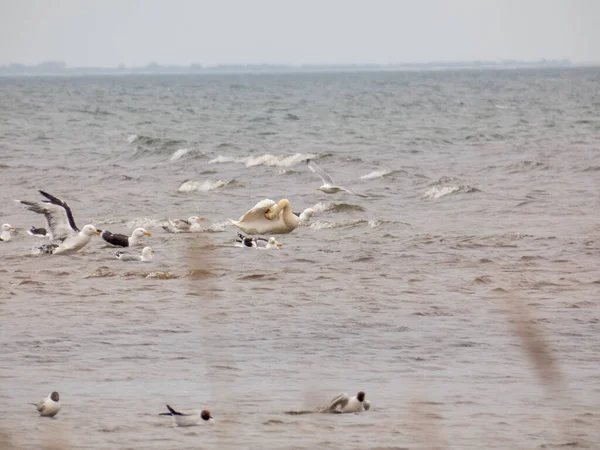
322;391;371;413
159;404;213;427
31;391;61;417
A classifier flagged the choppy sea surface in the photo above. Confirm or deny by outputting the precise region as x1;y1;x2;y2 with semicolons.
0;69;599;449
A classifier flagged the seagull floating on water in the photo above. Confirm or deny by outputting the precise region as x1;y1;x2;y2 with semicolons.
98;227;151;247
31;391;61;417
16;190;100;254
321;391;371;414
235;232;282;249
27;225;49;238
0;223;15;241
307;159;367;197
159;404;213;427
115;246;155;262
295;208;316;225
230;199;301;235
163;216;205;233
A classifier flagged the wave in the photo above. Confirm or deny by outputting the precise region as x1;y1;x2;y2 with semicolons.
208;152;318;168
312;202;366;213
505;160;548;172
190;220;230;232
125;134;189;159
177;179;232;193
94;218;166;230
423;185;480;199
308;219;385;230
170;148;194;161
360;169;404;180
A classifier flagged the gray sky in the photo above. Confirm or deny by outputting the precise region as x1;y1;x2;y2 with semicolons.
1;0;598;67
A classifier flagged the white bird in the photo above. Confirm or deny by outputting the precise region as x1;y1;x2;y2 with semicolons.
263;237;283;249
163;216;205;233
230;199;300;235
297;208;316;225
307;160;366;196
115;246;155;262
98;227;151;247
31;391;61;417
0;223;15;241
16;190;100;254
159;404;214;427
322;391;371;414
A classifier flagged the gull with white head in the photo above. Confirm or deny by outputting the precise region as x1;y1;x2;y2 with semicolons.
0;223;15;242
307;160;367;197
115;246;155;262
16;190;100;254
98;227;151;247
163;216;205;233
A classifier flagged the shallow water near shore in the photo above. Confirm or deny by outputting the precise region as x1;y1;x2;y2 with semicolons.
1;68;599;449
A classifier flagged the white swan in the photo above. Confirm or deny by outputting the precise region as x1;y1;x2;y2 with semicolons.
230;199;300;235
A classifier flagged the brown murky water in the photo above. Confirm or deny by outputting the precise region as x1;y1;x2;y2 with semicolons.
1;69;599;449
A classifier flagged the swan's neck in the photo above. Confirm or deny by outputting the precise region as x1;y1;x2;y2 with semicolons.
270;199;298;228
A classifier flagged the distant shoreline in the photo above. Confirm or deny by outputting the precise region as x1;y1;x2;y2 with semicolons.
1;59;598;76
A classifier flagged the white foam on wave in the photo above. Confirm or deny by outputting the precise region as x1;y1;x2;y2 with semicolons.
360;169;394;180
170;148;190;161
308;219;380;230
208;152;317;168
126;134;139;144
423;185;479;199
208;155;237;164
178;179;227;193
190;220;231;233
123;218;166;229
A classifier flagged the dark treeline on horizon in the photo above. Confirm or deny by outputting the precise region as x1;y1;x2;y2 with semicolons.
0;58;575;75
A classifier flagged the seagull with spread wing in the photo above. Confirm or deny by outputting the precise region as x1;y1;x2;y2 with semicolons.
16;190;100;254
306;159;367;197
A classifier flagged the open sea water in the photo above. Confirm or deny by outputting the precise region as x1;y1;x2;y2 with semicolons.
0;68;599;449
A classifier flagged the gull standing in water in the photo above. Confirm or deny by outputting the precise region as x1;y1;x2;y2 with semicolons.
159;404;214;427
307;160;367;197
16;190;100;254
321;391;371;413
31;392;61;417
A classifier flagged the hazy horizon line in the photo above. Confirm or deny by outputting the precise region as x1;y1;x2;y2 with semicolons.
0;57;591;69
